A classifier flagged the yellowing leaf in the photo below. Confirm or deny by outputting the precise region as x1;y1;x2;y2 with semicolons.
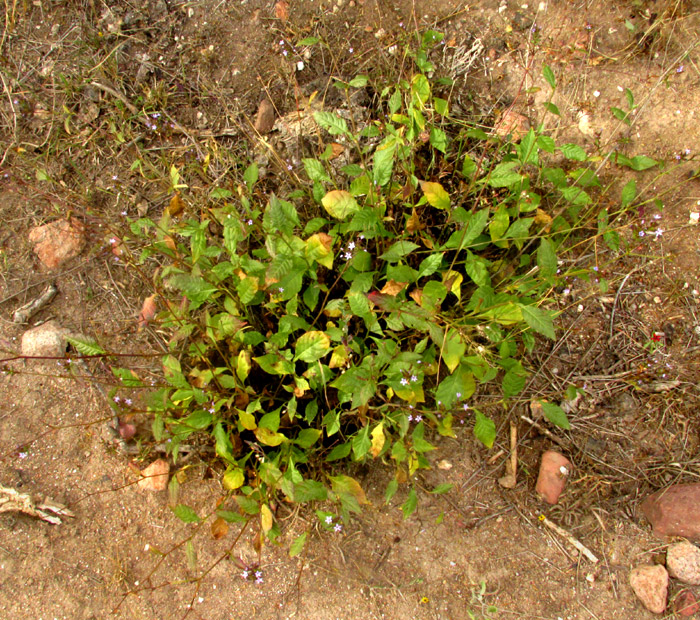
223;467;245;490
321;190;360;220
419;180;450;210
370;422;385;458
237;409;257;430
534;208;553;231
295;331;331;363
305;232;334;268
442;270;463;301
255;426;286;446
236;350;251;382
261;504;273;534
329;344;350;369
380;280;407;297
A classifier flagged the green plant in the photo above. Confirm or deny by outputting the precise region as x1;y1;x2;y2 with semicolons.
99;30;661;549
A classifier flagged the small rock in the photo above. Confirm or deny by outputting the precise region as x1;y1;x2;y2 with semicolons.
629;564;668;614
28;218;85;270
254;99;275;134
138;459;170;491
21;320;68;357
676;590;700;617
535;450;571;504
641;484;700;541
667;541;700;585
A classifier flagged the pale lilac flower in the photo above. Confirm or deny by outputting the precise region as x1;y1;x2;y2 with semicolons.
241;570;249;579
325;515;333;524
411;375;418;382
334;523;342;532
400;378;408;386
415;415;422;422
125;398;133;406
348;241;355;250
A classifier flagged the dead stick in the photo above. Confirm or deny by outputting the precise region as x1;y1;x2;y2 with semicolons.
538;514;599;563
12;283;57;323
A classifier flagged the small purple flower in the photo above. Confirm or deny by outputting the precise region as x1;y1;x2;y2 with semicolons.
325;515;333;524
653;229;663;239
241;570;249;579
121;210;128;216
344;252;353;261
415;415;423;422
400;378;408;386
677;65;684;73
255;571;262;579
348;47;354;53
407;414;413;422
125;398;133;406
347;241;355;250
255;576;264;584
410;375;418;383
282;49;288;56
463;403;470;411
638;231;645;237
113;396;121;403
334;523;342;532
456;392;461;398
278;287;284;293
247;219;253;226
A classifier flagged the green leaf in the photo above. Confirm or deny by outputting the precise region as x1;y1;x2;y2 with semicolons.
321;190;360;220
520;305;556;339
66;335;106;356
373;141;396;186
431;483;453;495
186;540;197;572
216;509;246;524
542;64;556;89
537;238;557;278
348;75;369;87
295;331;331;363
289;532;308;557
543;102;560;115
326;441;352;461
385;478;399;504
411;74;431;105
380;240;421;262
352;425;371;460
473;412;496;449
313;111;350;136
488;161;523;188
418;253;443;278
168;274;218;307
559;143;587;161
297;36;320;46
294;428;322;449
293;480;328;502
171;504;201;523
243;162;259;190
434;362;475;408
268;194;299;236
402;488;418;519
539;401;571;429
429;127;447;153
303;158;332;183
502;368;526;398
419;180;450;210
442;329;466;373
462;153;476;177
627;155;657;171
621;179;636;208
433;97;449;116
537;135;556;153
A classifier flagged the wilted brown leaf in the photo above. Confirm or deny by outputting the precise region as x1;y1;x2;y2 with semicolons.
409;288;423;305
138;459;170;491
494;109;529;141
328;143;345;160
138;294;157;330
380;280;407;297
167;192;185;216
529;400;544;419
211;517;229;540
406;208;425;233
534;208;553;231
274;0;289;20
254;99;275;134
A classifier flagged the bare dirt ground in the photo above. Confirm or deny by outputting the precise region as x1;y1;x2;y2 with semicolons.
1;1;700;619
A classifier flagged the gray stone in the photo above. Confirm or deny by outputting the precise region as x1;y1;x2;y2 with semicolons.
629;564;668;614
667;541;700;585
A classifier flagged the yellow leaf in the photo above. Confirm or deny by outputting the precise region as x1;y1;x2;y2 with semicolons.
442;270;463;301
370;423;385;458
329;344;350;369
419;181;450;210
261;504;273;534
380;280;407;297
223;467;245;490
255;426;286;446
534;208;553;232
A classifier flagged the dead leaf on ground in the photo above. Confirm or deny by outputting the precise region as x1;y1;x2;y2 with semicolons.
167;192;185;216
274;0;289;20
138;294;157;330
211;517;229;540
138;458;170;491
328;143;345;160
